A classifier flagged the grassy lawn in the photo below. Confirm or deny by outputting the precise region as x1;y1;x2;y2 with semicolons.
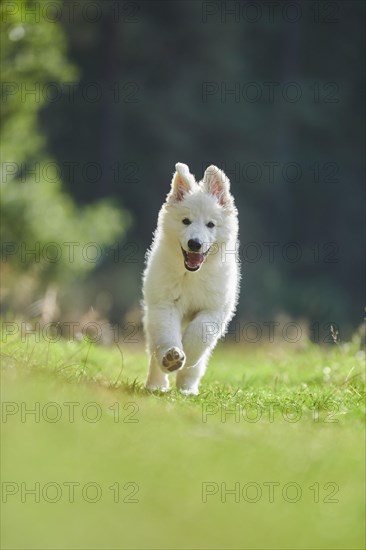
1;329;365;549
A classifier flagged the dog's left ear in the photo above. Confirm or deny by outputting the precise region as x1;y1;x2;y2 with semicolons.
168;163;196;202
201;165;232;207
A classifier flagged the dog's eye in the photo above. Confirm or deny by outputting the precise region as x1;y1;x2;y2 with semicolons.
206;221;215;228
182;218;191;225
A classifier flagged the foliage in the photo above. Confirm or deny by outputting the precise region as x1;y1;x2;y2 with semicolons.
0;0;128;308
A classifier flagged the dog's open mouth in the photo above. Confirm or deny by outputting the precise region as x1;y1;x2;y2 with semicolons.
181;247;209;272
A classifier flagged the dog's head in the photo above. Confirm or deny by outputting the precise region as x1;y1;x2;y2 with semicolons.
165;163;237;272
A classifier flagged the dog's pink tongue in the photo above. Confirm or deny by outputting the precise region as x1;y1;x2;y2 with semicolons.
186;252;203;268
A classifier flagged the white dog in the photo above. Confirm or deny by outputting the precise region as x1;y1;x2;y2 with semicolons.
142;163;240;394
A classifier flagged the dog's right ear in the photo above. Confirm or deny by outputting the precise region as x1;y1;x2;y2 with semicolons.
167;163;196;202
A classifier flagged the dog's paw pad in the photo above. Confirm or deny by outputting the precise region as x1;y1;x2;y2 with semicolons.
162;347;185;372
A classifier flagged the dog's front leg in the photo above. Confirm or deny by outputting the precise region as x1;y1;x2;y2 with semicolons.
146;353;170;392
176;311;224;394
145;303;186;386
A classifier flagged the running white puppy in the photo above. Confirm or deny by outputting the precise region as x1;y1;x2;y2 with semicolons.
143;163;240;395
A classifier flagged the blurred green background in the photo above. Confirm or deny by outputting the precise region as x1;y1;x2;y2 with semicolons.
1;0;365;336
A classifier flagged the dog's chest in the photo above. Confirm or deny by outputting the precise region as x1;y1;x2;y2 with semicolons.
172;271;217;314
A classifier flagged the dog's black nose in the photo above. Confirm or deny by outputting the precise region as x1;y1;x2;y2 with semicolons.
188;238;202;252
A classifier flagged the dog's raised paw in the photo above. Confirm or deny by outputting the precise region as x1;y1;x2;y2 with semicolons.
162;347;186;372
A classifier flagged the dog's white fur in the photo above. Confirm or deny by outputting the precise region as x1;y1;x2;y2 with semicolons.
142;163;240;394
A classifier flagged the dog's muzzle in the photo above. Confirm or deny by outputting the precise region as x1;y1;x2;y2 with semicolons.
181;247;209;272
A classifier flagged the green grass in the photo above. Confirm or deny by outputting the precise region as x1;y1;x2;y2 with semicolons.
1;330;365;549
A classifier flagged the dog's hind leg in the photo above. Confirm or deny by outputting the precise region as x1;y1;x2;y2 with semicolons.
176;310;225;394
176;350;210;395
146;353;170;392
182;311;224;364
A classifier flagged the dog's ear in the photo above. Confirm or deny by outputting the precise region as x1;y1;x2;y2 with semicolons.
201;165;232;207
168;163;196;202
